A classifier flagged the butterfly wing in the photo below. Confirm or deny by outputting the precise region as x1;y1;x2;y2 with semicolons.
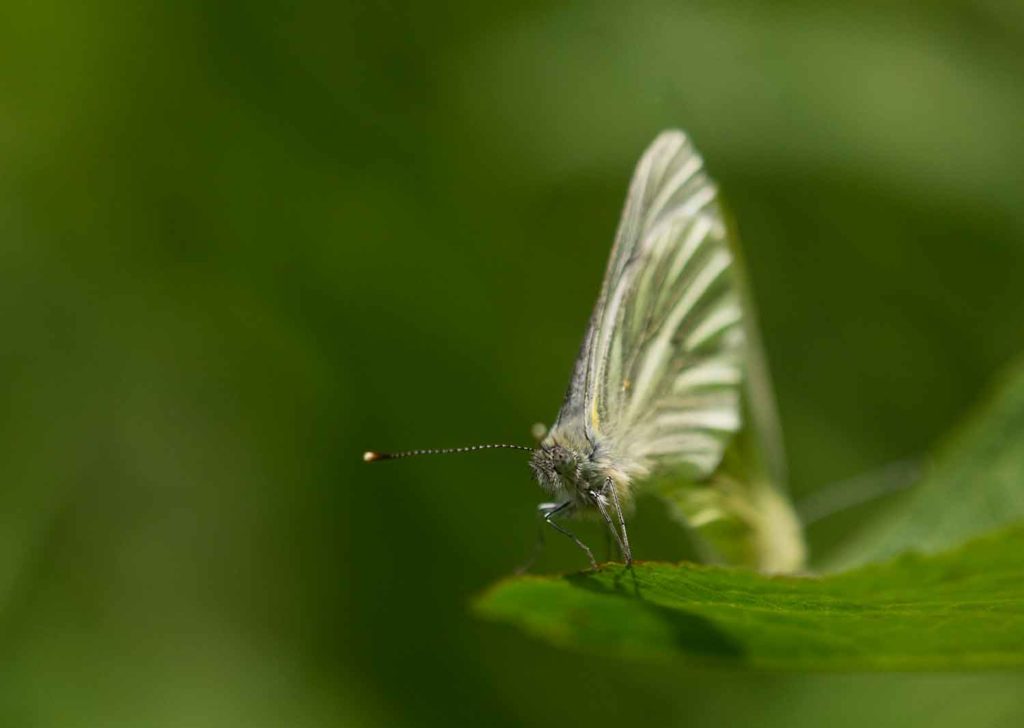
554;131;741;474
549;130;804;571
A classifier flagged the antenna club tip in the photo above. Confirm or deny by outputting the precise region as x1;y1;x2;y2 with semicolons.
363;451;382;463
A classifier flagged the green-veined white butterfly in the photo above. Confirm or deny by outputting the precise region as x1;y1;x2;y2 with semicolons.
365;130;806;574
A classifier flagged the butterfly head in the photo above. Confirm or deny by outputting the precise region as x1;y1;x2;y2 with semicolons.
529;443;584;495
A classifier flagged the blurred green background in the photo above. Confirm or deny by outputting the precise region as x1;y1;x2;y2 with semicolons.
2;0;1024;725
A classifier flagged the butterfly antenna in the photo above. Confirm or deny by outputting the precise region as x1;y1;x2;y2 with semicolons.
363;443;534;462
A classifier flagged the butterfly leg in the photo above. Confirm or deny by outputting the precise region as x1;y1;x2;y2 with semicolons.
516;502;557;574
539;501;598;570
593;480;633;567
592;495;627;565
606;479;632;566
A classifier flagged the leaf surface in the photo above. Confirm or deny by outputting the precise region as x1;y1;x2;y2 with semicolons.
476;524;1024;670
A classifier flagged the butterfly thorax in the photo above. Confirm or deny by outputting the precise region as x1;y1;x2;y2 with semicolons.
529;440;634;511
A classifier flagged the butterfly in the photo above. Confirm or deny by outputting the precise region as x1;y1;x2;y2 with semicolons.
366;131;806;574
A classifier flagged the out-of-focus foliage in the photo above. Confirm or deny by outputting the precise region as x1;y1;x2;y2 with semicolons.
828;359;1024;570
2;0;1024;726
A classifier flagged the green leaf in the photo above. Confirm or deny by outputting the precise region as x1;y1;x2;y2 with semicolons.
475;524;1024;670
826;359;1024;571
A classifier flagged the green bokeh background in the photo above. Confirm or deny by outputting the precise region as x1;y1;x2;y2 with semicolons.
2;1;1024;725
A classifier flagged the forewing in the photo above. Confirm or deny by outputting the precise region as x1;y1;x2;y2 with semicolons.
553;131;743;480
